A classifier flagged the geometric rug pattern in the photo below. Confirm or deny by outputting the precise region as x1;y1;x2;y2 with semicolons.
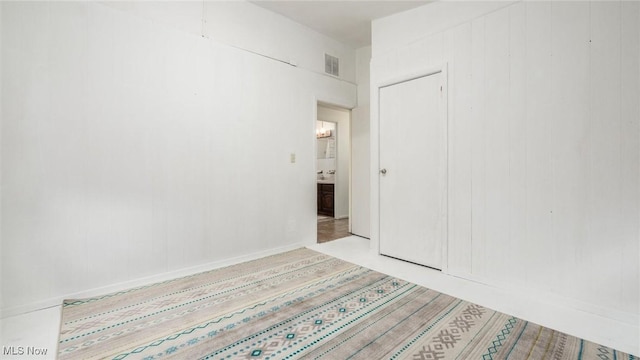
58;248;634;359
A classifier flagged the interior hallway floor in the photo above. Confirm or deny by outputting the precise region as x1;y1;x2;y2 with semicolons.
1;236;637;359
317;217;350;243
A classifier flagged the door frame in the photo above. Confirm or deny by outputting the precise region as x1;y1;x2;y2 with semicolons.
375;63;449;273
312;99;354;239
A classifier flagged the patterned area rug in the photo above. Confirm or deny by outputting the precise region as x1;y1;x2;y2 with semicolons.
58;248;633;359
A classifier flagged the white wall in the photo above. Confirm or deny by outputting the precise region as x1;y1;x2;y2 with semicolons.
351;46;371;238
317;105;350;219
0;1;356;316
0;2;3;304
371;0;639;329
102;1;356;84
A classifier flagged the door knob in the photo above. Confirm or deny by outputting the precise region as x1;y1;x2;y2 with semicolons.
380;168;387;174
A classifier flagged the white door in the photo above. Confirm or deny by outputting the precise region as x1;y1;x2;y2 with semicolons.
379;71;446;269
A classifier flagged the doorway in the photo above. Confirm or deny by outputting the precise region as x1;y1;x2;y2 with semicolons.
316;102;351;243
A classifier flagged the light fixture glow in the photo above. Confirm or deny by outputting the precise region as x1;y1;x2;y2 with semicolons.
316;121;332;138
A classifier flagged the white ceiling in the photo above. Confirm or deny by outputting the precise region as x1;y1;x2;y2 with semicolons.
248;1;432;48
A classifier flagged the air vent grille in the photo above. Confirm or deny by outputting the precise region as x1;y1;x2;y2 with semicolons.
324;53;339;77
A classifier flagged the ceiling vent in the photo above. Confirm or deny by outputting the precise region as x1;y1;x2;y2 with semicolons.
324;53;339;77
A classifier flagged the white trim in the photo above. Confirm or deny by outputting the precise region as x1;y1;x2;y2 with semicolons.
309;236;640;356
458;271;640;328
441;63;449;274
376;64;445;90
0;242;307;319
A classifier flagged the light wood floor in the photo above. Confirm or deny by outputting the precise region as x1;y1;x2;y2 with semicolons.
317;217;350;243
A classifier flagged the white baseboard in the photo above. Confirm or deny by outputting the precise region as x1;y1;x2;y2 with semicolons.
460;272;640;328
0;242;307;319
450;272;640;356
313;237;639;356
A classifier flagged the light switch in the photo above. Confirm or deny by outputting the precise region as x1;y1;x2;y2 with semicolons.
290;153;296;163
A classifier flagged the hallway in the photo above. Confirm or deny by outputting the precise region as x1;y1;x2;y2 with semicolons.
317;217;350;243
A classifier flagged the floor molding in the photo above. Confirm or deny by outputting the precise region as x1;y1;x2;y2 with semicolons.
308;236;640;356
0;242;307;319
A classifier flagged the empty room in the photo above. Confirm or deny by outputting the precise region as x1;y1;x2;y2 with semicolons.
1;1;638;359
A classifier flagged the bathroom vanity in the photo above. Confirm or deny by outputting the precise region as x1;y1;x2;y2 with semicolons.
317;183;334;217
